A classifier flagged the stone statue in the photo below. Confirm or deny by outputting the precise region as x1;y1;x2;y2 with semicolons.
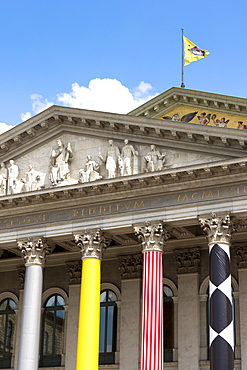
99;140;120;178
25;165;46;191
79;155;102;183
49;139;73;185
120;139;138;176
144;145;166;172
0;163;7;196
8;160;19;194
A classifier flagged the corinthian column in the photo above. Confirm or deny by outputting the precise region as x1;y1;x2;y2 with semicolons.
17;238;50;370
198;213;235;370
134;221;169;370
74;230;108;370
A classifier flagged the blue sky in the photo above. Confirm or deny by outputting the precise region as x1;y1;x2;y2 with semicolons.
0;0;246;130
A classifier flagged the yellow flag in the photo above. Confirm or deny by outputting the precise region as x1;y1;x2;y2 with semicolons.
183;36;209;66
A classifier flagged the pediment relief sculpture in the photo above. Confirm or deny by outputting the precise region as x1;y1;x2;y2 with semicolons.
143;145;166;172
0;133;229;196
0;162;7;196
8;160;20;194
98;139;121;179
24;165;46;192
98;139;139;179
49;139;73;186
79;155;102;183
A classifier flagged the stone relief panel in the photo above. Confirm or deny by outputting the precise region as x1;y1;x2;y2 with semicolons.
49;139;73;186
0;132;229;196
79;155;102;183
143;144;166;172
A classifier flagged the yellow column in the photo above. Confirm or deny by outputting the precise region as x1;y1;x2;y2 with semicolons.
74;230;107;370
77;258;101;369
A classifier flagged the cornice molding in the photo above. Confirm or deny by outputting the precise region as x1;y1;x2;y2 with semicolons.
1;104;247;164
128;87;247;118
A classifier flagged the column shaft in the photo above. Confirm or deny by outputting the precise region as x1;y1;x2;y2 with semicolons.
238;268;247;369
76;258;101;370
199;213;235;370
209;242;234;370
17;265;43;370
141;251;163;370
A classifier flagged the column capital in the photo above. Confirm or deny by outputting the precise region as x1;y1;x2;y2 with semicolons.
133;221;169;253
174;248;201;274
118;254;142;279
74;229;109;260
198;212;235;245
17;237;50;267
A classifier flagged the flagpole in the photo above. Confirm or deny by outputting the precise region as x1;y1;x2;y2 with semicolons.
181;28;185;88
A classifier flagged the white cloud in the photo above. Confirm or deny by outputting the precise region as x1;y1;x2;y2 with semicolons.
20;78;158;122
57;78;157;114
21;94;54;121
0;122;14;134
21;112;32;122
132;81;154;99
30;94;54;114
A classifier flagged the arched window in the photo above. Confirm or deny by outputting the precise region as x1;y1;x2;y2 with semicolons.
40;294;65;367
164;285;174;362
99;289;117;365
0;298;17;369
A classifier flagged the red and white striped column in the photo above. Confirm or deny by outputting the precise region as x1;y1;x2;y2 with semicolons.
134;222;169;370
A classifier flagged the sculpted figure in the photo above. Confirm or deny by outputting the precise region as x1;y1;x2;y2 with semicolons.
8;160;19;194
0;163;7;196
120;139;138;176
79;155;102;183
50;139;73;185
144;145;166;172
25;165;46;191
99;140;120;178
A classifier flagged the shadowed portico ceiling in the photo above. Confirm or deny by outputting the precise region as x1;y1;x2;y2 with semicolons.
0;225;205;268
2;219;247;269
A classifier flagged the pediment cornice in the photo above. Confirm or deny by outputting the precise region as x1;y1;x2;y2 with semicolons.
1;105;247;162
128;87;247;119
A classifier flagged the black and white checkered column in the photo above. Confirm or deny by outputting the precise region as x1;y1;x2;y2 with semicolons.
199;213;234;370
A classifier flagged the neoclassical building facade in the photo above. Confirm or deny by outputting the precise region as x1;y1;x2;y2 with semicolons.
1;87;247;370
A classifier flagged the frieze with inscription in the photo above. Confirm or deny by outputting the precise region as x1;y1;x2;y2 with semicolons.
1;183;247;230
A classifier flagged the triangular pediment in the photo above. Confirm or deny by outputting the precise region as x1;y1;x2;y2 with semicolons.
0;103;247;199
129;87;247;130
